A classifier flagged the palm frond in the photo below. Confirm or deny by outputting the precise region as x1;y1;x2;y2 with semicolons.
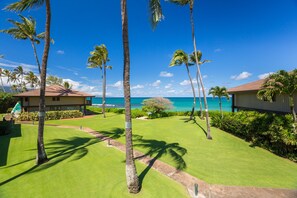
149;0;163;29
5;0;45;12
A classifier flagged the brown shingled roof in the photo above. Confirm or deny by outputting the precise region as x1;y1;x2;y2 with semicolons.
227;79;265;93
14;85;95;97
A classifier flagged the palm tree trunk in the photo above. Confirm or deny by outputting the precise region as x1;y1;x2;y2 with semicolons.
0;77;5;92
186;64;196;120
37;0;51;165
289;96;297;122
196;68;203;119
121;0;140;193
219;97;223;118
30;40;42;75
102;65;106;118
189;4;212;139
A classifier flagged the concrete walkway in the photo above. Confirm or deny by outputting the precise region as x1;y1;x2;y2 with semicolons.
24;122;297;198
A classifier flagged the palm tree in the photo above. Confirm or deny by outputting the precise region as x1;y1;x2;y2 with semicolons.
46;75;63;85
6;0;52;165
14;65;26;86
208;86;229;118
190;51;210;119
10;72;19;92
87;44;111;118
3;69;12;92
63;81;72;89
257;69;297;122
169;0;212;139
25;71;39;88
170;50;196;120
0;68;6;92
1;15;45;74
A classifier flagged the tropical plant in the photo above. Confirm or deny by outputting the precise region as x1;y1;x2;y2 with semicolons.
170;50;196;119
6;0;52;165
46;75;63;86
1;15;45;74
208;86;229;117
189;51;210;119
257;69;297;122
63;81;72;89
142;97;173;114
168;0;212;139
25;71;39;88
121;0;163;193
87;44;111;118
3;69;12;92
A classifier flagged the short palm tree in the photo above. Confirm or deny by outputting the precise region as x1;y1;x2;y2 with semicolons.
87;44;111;118
257;69;297;122
190;51;210;119
168;0;212;139
25;71;39;88
170;49;196;120
0;68;6;92
6;0;52;165
1;15;45;74
121;0;164;193
208;86;229;118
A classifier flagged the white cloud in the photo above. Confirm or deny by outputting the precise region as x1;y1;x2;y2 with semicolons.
151;80;161;87
203;75;208;79
167;90;176;93
214;48;222;53
258;72;274;79
131;84;144;89
160;71;173;77
57;50;65;55
180;79;197;86
0;59;38;72
110;81;123;89
165;84;172;89
231;71;252;80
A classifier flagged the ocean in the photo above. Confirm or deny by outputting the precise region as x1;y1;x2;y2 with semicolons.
92;97;232;112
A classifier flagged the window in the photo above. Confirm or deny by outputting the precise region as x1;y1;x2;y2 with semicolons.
52;97;60;101
25;97;29;102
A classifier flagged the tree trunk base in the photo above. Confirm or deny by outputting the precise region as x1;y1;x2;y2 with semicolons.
36;155;48;165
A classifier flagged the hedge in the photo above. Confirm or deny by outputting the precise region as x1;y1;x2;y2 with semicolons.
18;110;83;121
210;111;297;161
0;92;18;113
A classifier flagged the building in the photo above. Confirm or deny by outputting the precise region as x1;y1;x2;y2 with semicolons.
14;85;94;114
227;79;297;113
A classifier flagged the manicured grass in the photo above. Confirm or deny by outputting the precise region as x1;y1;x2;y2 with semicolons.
47;113;297;189
0;124;189;198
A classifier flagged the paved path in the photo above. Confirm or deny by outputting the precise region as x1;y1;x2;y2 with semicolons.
21;122;297;198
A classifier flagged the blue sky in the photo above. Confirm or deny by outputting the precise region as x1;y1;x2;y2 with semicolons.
0;0;297;97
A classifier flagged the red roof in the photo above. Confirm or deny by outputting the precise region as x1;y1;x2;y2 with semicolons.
14;85;94;97
227;79;265;93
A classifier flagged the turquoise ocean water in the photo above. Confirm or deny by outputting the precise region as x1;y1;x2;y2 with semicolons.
92;97;232;112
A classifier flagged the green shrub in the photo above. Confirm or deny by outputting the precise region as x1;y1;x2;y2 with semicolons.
18;110;83;121
131;109;146;118
0;92;18;113
210;111;297;161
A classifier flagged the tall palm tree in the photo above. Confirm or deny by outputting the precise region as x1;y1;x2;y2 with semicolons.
14;65;25;85
6;0;52;165
257;69;297;122
190;51;210;119
121;0;163;193
0;68;6;92
169;0;212;139
10;71;19;92
87;44;111;118
208;86;229;118
46;75;63;85
25;71;39;88
1;15;45;74
3;69;12;92
170;49;196;120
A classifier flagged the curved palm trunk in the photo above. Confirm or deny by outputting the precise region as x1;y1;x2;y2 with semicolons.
121;0;140;193
30;40;42;75
289;96;297;122
189;5;212;139
37;0;51;165
219;97;223;118
196;68;203;119
102;65;106;118
185;64;196;120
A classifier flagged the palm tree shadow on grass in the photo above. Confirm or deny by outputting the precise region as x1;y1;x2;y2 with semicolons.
181;117;207;137
100;127;143;141
0;137;99;186
134;139;187;189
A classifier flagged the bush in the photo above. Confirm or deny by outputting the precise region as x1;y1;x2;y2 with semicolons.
210;111;297;161
0;92;18;113
18;110;83;121
131;109;147;118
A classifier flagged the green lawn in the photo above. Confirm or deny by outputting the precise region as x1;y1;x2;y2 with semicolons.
47;113;297;189
0;124;189;198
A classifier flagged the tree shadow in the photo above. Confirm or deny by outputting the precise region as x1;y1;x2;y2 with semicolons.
134;138;187;188
100;127;142;141
181;117;207;137
0;124;22;167
0;136;99;186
